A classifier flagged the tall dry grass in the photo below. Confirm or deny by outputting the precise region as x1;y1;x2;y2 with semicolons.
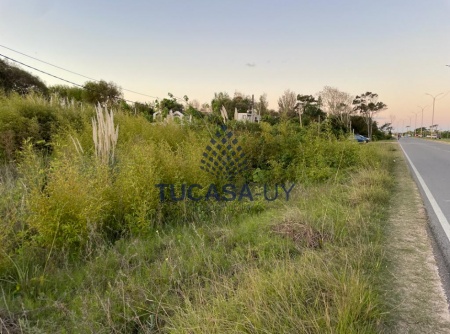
92;104;119;165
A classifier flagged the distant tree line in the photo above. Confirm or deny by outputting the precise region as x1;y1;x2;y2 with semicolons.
276;87;389;139
0;58;390;139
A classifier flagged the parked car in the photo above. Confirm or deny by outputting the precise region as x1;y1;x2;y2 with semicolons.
354;134;370;143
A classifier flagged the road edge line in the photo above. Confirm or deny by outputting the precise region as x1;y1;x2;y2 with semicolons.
400;144;450;243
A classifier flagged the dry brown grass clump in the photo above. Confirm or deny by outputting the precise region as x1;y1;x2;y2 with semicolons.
0;309;21;334
272;218;328;249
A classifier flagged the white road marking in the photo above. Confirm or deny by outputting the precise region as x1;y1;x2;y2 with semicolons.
400;144;450;243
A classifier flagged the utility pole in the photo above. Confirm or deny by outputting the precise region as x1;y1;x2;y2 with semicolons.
411;111;419;137
294;101;304;127
417;105;427;138
426;92;445;138
251;94;254;121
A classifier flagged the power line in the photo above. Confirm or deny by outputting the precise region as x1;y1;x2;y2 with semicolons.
0;44;98;81
0;44;160;100
1;53;85;89
0;53;149;106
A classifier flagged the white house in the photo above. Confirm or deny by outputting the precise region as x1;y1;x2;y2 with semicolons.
153;110;185;122
234;108;261;123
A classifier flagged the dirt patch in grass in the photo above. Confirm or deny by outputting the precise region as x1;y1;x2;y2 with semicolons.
0;310;21;334
384;142;450;333
272;219;328;249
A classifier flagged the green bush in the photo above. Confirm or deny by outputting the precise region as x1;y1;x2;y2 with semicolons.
24;149;111;251
0;92;375;254
0;93;90;160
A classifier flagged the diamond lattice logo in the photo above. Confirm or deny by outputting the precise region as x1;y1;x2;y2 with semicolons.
200;125;248;181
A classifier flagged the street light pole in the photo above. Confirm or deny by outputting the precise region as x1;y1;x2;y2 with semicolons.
426;92;444;138
417;105;427;138
407;116;412;136
411;111;419;137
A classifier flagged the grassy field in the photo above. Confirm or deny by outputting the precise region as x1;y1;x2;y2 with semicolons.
0;94;400;333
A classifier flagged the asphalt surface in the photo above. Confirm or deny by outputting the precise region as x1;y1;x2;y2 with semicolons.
400;137;450;304
400;138;450;222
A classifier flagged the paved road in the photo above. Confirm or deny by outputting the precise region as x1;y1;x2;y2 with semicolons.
400;137;450;268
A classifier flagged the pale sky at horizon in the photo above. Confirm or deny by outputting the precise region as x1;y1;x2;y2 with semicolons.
1;0;450;131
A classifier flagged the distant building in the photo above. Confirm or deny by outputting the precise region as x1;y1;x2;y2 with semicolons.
153;110;185;122
234;108;261;123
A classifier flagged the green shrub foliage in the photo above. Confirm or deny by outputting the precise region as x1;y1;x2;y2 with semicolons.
0;93;368;253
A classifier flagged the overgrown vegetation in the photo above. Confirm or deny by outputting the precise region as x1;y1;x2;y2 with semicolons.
0;59;48;96
0;88;397;332
0;56;394;141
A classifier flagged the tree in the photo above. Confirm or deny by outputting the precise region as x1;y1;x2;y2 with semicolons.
278;89;297;116
0;59;48;95
211;92;252;120
232;92;252;115
211;92;232;116
380;122;393;138
49;85;84;101
82;80;122;105
261;110;279;125
319;86;353;127
350;115;369;136
118;101;155;120
185;99;204;119
352;92;387;139
255;93;269;115
157;93;184;115
295;94;325;126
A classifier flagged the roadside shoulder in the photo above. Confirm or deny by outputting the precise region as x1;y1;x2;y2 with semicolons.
383;143;450;333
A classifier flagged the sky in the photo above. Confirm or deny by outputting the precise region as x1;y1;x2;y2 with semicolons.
1;0;450;132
